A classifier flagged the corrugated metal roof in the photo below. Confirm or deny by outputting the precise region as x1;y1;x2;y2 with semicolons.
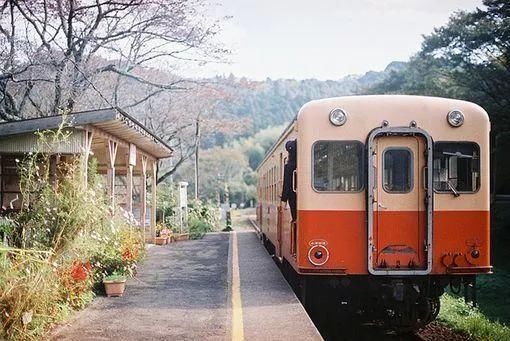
0;129;83;154
0;108;173;159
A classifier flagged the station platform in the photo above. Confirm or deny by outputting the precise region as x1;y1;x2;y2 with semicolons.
52;212;321;340
231;228;322;340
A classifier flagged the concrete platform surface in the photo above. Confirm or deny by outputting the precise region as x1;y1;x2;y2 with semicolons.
51;215;322;340
236;230;322;340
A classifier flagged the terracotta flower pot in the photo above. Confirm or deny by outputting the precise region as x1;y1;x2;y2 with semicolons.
103;278;126;297
154;236;167;245
176;233;189;241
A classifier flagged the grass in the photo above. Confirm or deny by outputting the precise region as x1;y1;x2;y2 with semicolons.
474;202;510;324
476;268;510;324
438;293;510;341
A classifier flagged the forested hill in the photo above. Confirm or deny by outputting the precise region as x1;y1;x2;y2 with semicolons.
216;61;406;133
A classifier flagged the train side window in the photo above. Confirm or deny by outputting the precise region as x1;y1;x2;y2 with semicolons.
383;148;413;193
433;142;480;193
312;141;363;192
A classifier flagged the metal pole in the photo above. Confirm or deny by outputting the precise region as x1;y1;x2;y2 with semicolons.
194;118;200;200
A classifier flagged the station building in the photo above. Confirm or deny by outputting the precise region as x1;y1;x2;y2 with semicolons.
0;108;173;241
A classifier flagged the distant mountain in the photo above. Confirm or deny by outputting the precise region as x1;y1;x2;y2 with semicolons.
204;61;406;147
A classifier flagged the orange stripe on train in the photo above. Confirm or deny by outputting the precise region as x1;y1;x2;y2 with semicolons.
296;210;490;275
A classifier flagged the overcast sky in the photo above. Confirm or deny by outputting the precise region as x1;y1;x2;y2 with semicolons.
186;0;483;80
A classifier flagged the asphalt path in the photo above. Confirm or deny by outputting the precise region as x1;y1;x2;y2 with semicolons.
52;211;320;340
52;233;230;340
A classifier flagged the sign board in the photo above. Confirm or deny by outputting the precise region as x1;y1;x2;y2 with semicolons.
178;182;188;208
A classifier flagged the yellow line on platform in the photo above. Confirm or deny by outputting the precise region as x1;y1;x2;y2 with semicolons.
231;231;245;341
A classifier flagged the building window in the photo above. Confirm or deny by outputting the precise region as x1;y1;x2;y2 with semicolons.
433;142;480;193
383;148;413;193
313;141;363;192
1;155;22;211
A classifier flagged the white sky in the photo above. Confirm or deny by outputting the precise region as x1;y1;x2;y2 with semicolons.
185;0;483;80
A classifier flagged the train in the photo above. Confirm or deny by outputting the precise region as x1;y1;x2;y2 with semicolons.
255;95;491;331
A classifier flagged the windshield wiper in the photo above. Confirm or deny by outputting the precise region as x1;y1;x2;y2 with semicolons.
446;180;460;197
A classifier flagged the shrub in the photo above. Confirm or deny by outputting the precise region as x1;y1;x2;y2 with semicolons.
0;249;65;341
88;218;145;282
16;145;110;256
187;200;219;239
0;125;146;340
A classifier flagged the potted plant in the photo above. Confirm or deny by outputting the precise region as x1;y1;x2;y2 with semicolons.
103;273;127;297
154;224;168;245
160;227;172;244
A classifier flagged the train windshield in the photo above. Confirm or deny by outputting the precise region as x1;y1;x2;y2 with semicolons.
433;142;480;193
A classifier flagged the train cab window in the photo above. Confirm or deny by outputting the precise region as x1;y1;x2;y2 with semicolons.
383;148;413;193
313;141;363;192
433;142;480;193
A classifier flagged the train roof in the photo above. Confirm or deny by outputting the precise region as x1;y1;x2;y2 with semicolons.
297;95;489;121
256;95;490;171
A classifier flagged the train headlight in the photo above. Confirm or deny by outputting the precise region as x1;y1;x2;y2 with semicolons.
447;110;464;127
329;108;347;126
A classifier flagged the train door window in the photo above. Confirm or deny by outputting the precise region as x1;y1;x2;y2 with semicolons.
383;148;413;193
312;141;363;192
433;142;480;193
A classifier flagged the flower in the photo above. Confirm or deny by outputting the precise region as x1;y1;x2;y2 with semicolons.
70;262;88;281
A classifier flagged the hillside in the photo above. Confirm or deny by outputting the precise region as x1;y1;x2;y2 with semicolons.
216;61;406;135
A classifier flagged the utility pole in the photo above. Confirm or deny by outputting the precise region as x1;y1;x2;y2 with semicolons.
194;117;201;200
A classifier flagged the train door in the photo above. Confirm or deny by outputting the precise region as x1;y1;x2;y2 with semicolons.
368;128;433;275
276;153;284;260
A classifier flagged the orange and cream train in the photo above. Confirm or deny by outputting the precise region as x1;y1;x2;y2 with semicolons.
256;95;491;329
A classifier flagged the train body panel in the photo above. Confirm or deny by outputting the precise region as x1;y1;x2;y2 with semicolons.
257;95;490;277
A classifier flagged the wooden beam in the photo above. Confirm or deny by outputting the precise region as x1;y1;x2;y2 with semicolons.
107;140;118;213
141;155;148;239
88;125;129;149
150;159;157;242
83;129;94;187
126;159;133;214
86;124;164;162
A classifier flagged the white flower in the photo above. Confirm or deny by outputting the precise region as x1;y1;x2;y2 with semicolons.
22;311;33;326
15;159;19;163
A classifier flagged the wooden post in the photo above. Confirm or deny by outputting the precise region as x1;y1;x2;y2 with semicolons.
126;144;136;214
107;140;118;213
127;165;133;214
150;159;157;242
83;130;94;187
141;155;148;238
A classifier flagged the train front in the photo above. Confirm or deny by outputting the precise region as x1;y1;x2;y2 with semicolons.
295;95;491;329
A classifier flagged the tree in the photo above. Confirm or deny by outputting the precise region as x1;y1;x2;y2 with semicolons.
148;81;246;184
369;0;510;132
0;0;229;120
